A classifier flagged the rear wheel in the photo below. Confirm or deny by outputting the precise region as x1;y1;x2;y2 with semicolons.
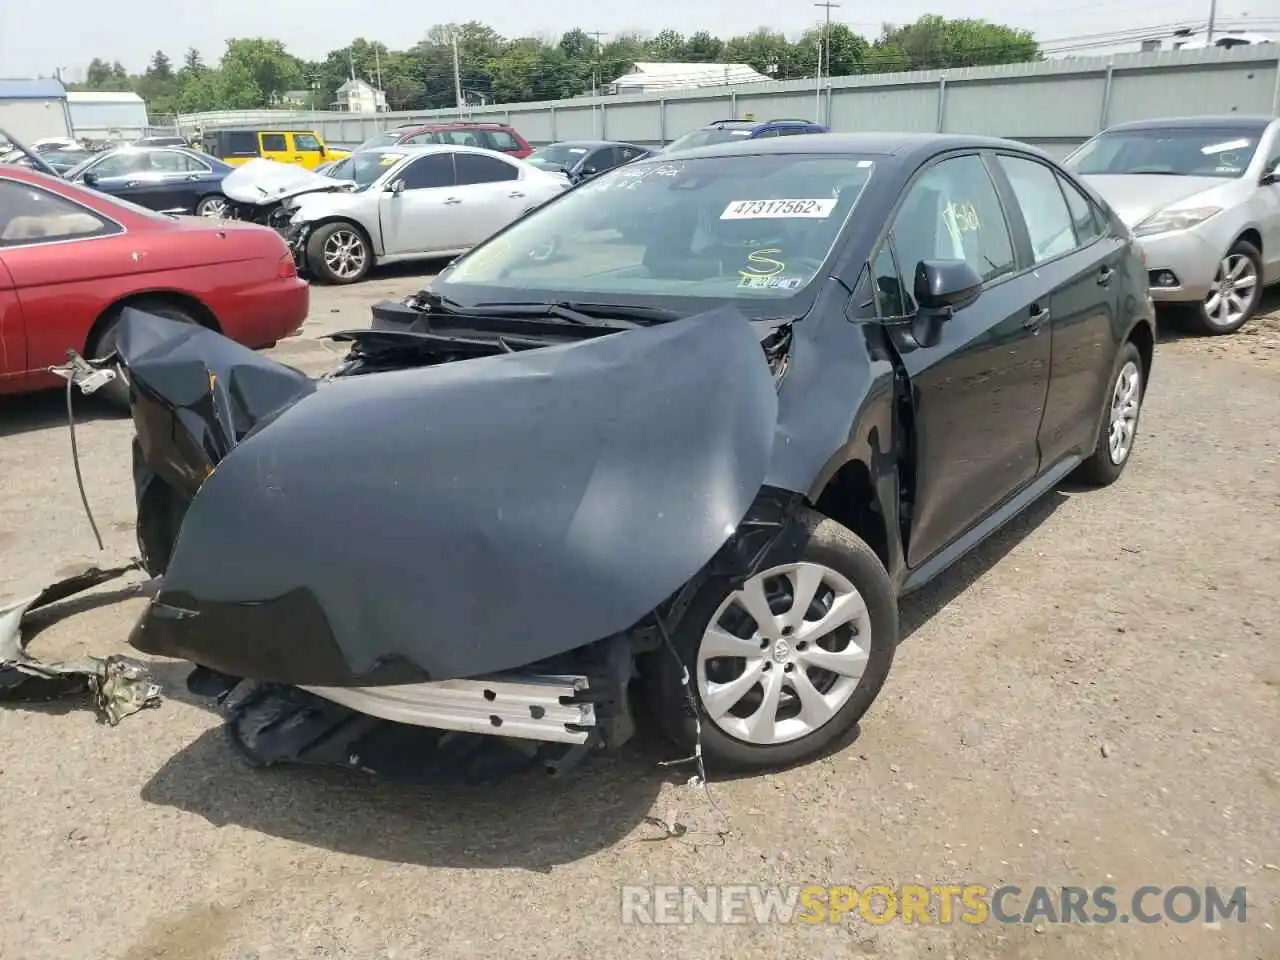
644;507;897;772
1194;239;1262;335
195;194;229;218
1073;340;1144;486
91;301;200;408
306;222;371;284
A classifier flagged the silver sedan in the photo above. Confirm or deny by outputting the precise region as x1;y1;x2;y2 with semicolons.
282;144;570;284
1066;115;1280;334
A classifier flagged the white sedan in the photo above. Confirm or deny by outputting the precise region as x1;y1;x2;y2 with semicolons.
284;144;569;284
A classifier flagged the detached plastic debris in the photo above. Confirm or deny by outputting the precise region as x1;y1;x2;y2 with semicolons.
0;558;162;724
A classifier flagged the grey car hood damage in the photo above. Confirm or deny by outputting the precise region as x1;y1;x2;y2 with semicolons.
116;294;875;688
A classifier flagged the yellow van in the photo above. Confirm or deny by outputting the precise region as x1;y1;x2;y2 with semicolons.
200;127;351;169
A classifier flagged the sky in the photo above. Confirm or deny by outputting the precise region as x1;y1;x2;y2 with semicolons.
0;0;1272;79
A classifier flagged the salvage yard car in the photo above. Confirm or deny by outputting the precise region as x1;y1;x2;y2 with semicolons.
0;158;309;403
255;144;570;284
80;133;1154;774
1065;115;1280;334
63;145;235;216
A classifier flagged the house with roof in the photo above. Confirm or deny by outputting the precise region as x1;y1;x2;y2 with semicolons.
604;62;772;96
0;78;72;142
332;78;387;114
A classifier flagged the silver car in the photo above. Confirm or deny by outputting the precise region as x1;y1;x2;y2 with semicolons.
282;144;569;284
1064;116;1280;334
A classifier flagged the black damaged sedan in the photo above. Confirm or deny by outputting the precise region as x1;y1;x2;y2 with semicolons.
104;132;1155;774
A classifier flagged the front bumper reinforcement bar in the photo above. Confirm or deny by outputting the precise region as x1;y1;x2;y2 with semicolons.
299;673;597;745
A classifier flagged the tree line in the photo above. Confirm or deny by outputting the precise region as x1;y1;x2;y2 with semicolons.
73;16;1040;117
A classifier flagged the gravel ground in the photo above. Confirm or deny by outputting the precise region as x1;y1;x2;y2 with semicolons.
0;275;1277;960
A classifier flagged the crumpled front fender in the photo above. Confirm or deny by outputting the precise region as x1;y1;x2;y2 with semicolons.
129;307;780;684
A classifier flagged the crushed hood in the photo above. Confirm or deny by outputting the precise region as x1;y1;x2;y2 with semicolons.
221;157;352;206
118;308;781;685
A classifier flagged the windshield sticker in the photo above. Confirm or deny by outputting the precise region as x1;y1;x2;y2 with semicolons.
738;247;787;287
739;274;805;290
730;130;752;136
1201;138;1250;154
568;148;588;154
379;154;399;166
721;199;838;220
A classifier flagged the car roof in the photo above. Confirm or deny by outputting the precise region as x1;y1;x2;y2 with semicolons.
395;121;513;131
350;143;515;158
658;131;1051;163
543;140;645;149
1103;115;1276;133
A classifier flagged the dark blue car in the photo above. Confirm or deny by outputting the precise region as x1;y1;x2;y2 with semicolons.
661;117;830;153
63;146;234;217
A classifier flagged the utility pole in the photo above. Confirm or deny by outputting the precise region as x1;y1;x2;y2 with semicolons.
813;0;840;125
374;46;383;110
588;30;607;137
451;32;465;115
1206;0;1218;44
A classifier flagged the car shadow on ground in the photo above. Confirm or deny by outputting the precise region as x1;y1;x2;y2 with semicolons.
135;488;1069;867
0;384;125;439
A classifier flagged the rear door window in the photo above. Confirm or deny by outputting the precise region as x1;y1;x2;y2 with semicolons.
1056;174;1103;246
996;154;1077;263
259;133;288;152
223;132;259;157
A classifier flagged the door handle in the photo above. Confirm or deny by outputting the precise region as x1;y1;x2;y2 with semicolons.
1023;303;1051;331
292;155;303;161
444;197;462;205
124;181;139;188
1097;265;1114;286
508;191;525;198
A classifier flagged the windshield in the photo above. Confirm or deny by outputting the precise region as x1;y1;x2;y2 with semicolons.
355;131;406;152
663;128;754;153
438;154;875;309
1066;126;1264;178
528;145;591;169
324;152;401;188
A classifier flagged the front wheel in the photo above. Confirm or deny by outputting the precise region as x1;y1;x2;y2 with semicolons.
306;222;371;284
645;507;898;772
1194;239;1262;335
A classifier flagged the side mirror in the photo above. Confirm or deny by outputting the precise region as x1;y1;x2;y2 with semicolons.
580;165;598;178
1261;168;1278;186
388;179;405;195
82;172;98;186
914;259;983;314
319;145;327;156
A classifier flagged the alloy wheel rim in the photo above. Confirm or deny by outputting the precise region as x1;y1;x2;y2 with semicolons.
199;197;228;217
323;230;367;279
1203;253;1257;328
695;561;871;746
1107;359;1141;465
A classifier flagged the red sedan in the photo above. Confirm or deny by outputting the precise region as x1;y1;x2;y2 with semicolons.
0;163;309;398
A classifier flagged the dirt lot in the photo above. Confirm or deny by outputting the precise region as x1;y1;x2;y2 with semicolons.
0;276;1277;960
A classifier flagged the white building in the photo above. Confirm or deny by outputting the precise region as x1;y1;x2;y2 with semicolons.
332;78;387;113
604;62;772;96
0;78;72;142
66;90;149;143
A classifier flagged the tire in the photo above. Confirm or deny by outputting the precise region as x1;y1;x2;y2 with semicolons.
194;194;229;218
1193;239;1262;335
91;301;199;408
644;506;898;772
305;221;371;284
1072;340;1144;486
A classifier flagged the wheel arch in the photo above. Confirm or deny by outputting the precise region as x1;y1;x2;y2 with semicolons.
87;290;220;355
1235;226;1262;257
1126;315;1155;383
809;457;892;573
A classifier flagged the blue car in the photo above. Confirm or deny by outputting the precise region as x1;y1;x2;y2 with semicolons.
62;146;234;217
661;117;830;153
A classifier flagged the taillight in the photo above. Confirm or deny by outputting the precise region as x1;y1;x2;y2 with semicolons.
277;252;297;279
